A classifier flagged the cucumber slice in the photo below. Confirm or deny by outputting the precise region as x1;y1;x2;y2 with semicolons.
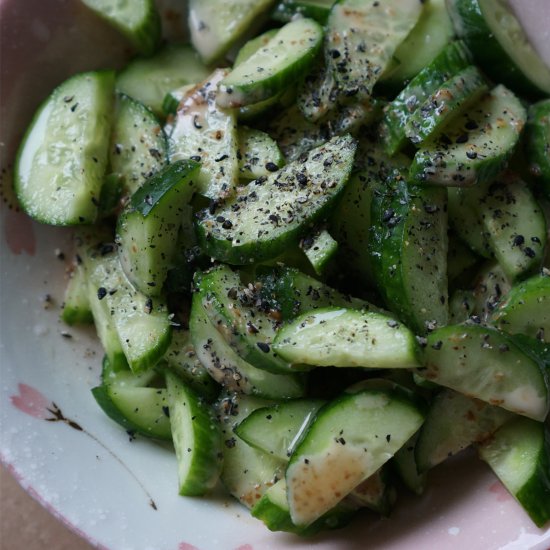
449;175;547;281
168;69;240;201
272;0;334;24
296;59;339;123
447;186;493;259
190;293;306;399
116;45;210;116
84;245;172;373
196;265;298;375
478;416;550;528
325;0;422;102
116;160;200;296
165;372;223;496
195;134;356;265
369;177;448;334
273;307;419;369
189;0;274;65
447;0;550;97
491;274;550;343
15;70;114;225
404;65;488;146
217;18;323;109
382;41;472;156
109;93;167;197
285;387;425;526
380;0;454;88
415;389;513;473
92;385;172;440
300;228;338;276
162;329;219;401
418;323;549;421
81;0;161;56
252;478;358;534
237;126;284;181
100;355;158;388
61;263;93;326
217;393;285;509
471;261;512;321
234;399;325;460
393;433;427;496
409;85;526;187
525;99;550;199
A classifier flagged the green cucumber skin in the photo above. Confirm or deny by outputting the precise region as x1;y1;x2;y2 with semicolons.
525;100;550;199
61;265;94;326
15;70;114;226
271;0;334;24
478;416;550;528
91;385;172;440
369;177;448;334
382;40;472;156
418;323;550;421
409;85;526;187
446;0;549;98
165;372;223;496
404;65;488;146
195;134;356;265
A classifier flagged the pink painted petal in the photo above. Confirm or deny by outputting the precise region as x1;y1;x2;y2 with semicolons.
178;544;201;550
234;545;254;550
4;207;36;256
10;383;50;419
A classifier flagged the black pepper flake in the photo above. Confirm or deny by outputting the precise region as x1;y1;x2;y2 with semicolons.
97;287;107;300
512;235;525;247
162;406;170;417
455;133;468;144
416;336;428;348
524;247;536;258
265;162;278;172
225;437;236;448
144;298;153;314
386;434;391;442
431;340;443;350
257;342;270;353
466;150;477;160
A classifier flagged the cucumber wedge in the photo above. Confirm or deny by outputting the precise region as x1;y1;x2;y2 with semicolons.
92;385;172;440
84;244;172;373
491;274;550;342
300;228;338;276
447;0;550;97
109;92;167;197
415;389;513;473
286;387;425;526
409;85;526;187
189;0;275;65
382;40;472;156
217;18;323;109
165;372;223;496
325;0;422;102
234;399;325;460
61;263;93;326
116;160;200;296
81;0;161;56
168;69;240;201
478;416;550;528
116;45;210;116
369;177;449;333
195;134;356;265
15;70;114;225
404;65;488;146
380;0;454;88
418;323;549;421
273;307;419;369
237;126;284;181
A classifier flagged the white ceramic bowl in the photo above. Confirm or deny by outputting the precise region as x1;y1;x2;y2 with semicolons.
1;1;549;549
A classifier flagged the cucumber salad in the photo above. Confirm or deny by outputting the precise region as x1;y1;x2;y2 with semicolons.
13;0;550;536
